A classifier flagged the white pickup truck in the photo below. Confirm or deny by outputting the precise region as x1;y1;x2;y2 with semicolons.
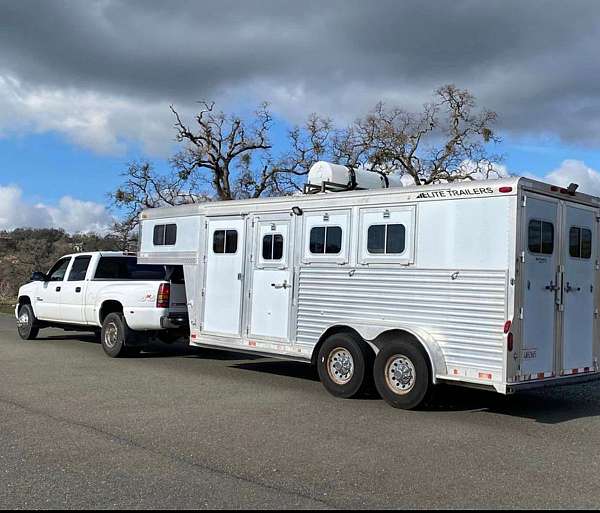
15;252;188;357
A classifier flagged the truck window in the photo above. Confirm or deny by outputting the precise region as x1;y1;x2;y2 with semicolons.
68;255;92;281
262;234;284;260
47;257;71;282
528;219;554;255
367;224;406;254
569;226;592;259
94;257;166;280
309;226;342;254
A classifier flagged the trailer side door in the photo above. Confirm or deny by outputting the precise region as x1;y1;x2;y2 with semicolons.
247;214;294;341
203;217;246;336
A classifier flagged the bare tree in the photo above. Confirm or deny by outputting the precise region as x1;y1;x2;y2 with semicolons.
113;86;501;238
338;84;502;184
170;101;273;200
114;103;334;231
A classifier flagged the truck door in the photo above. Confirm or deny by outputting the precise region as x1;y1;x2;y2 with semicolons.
248;214;294;341
60;255;92;324
522;196;559;377
35;257;72;321
561;204;596;372
203;217;246;336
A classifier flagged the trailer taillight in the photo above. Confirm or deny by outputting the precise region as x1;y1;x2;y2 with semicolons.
499;186;513;193
503;320;512;334
157;283;170;308
507;332;514;352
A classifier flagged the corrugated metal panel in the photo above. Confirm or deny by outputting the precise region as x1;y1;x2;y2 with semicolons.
296;267;507;373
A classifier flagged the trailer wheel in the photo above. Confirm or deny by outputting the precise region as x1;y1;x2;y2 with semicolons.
374;340;432;410
317;332;372;399
101;312;139;358
17;304;39;340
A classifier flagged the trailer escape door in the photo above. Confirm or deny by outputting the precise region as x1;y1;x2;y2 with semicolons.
248;215;293;341
203;217;246;336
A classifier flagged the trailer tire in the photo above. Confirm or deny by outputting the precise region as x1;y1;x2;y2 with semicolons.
17;304;39;340
101;312;138;358
317;332;372;399
373;340;432;410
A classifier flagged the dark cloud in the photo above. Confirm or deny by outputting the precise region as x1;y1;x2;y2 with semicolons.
1;0;600;147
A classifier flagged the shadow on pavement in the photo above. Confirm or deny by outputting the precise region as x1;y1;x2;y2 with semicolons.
232;360;320;382
27;327;600;424
426;382;600;424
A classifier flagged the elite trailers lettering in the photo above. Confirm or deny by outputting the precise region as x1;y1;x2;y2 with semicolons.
416;186;495;199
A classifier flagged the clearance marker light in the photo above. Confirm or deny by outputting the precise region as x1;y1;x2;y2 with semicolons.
499;186;513;193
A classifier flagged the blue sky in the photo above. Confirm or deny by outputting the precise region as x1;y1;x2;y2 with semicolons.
2;131;600;206
2;1;600;232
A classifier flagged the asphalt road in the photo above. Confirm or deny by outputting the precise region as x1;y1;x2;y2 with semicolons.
2;314;600;509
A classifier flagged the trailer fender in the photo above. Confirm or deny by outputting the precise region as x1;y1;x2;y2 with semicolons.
318;323;447;384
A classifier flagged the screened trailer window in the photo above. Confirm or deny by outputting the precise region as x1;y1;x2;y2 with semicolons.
262;234;284;260
528;220;554;255
213;230;238;254
367;223;406;254
569;226;592;259
153;224;177;246
309;226;342;254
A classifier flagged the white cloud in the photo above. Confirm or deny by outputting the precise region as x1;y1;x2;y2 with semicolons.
543;159;600;197
0;184;113;233
0;75;175;156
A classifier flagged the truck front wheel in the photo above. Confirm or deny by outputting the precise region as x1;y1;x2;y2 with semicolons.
17;304;39;340
101;312;140;357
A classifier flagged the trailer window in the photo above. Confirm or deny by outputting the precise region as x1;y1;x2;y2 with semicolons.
153;224;177;246
262;234;284;260
367;224;406;254
213;230;238;254
67;255;92;281
569;226;592;259
528;220;554;255
310;226;342;254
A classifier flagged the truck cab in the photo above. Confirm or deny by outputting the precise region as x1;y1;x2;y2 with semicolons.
15;252;188;356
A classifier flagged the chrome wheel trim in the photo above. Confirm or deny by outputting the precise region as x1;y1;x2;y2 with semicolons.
385;355;417;395
17;310;29;328
104;321;119;349
327;347;354;385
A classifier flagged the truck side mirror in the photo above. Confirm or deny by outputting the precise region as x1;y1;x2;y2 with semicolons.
30;272;47;282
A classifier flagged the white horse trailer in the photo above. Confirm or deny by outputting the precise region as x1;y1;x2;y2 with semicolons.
137;168;600;409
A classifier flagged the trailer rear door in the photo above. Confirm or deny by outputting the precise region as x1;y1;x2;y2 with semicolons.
561;203;596;372
522;196;559;377
521;193;598;378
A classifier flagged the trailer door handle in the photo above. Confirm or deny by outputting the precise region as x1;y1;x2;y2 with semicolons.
75;287;81;293
565;282;581;293
545;281;559;292
55;286;61;292
271;280;290;289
